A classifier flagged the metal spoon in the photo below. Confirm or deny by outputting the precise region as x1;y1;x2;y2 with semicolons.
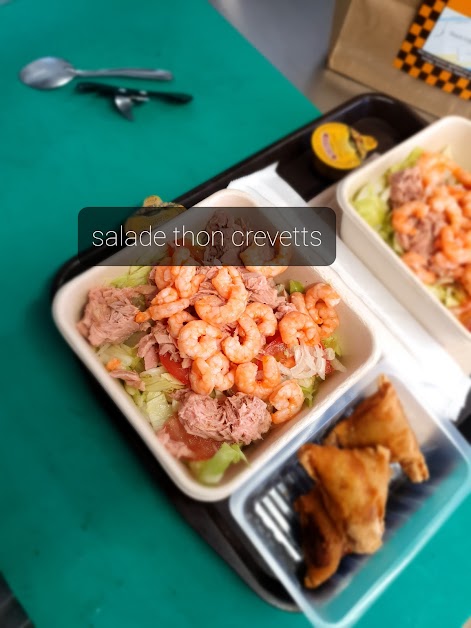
19;56;173;90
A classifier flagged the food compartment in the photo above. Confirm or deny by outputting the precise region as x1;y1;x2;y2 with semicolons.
52;190;379;502
230;365;471;627
336;116;471;373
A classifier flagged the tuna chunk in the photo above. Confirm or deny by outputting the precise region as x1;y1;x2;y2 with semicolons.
396;214;445;257
137;322;185;367
78;285;155;347
389;166;424;209
109;369;145;391
239;267;284;308
176;391;271;446
223;393;271;445
275;301;297;320
202;209;252;264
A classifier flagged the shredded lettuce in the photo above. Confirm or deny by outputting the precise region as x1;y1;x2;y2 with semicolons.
352;182;390;235
140;367;185;393
125;386;173;430
97;342;143;371
297;376;320;407
386;147;423;175
351;148;423;245
144;392;174;430
288;280;305;294
428;283;467;308
323;334;342;357
110;265;152;288
189;443;248;485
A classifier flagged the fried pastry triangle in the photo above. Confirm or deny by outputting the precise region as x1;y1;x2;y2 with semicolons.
298;443;391;554
295;486;346;589
324;376;429;483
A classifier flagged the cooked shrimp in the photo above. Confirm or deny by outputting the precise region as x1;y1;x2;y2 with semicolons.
430;252;463;280
241;237;291;278
462;264;471;296
135;311;151;323
167;310;196;338
154;259;174;290
212;266;234;299
196;267;248;325
459;191;471;218
279;311;320;347
305;283;340;323
221;314;262;364
269;380;304;424
451;165;471;189
419;152;471;190
235;355;281;400
402;251;437;285
134;287;186;322
418;153;454;191
189;358;217;395
451;298;471;330
439;226;471;265
207;352;235;391
290;291;308;315
429;188;463;231
244;302;277;337
243;265;287;279
151;286;179;305
392;201;428;235
148;298;190;320
169;247;204;298
316;304;339;339
174;266;204;298
177;320;222;360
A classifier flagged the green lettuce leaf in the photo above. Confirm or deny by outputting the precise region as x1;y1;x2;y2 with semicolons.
189;443;248;485
96;342;143;371
297;376;320;407
428;283;467;308
124;386;175;430
351;147;423;246
386;147;423;175
288;280;305;294
352;182;390;234
140;367;185;393
110;266;152;288
323;334;342;357
144;392;174;430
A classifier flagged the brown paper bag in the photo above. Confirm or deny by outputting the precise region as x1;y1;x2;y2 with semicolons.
328;0;471;117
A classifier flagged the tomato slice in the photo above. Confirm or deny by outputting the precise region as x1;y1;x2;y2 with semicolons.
159;352;190;386
264;334;295;368
160;416;221;461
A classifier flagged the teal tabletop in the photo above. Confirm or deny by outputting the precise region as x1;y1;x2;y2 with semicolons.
0;0;469;627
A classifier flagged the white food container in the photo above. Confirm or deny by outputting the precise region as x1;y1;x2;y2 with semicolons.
52;190;380;501
337;116;471;373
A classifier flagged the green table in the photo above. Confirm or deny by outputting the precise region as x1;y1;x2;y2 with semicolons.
0;1;469;626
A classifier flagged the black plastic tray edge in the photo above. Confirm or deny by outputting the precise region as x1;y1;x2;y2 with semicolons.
49;92;471;613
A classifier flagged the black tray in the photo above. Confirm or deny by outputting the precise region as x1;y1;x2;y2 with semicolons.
51;93;471;612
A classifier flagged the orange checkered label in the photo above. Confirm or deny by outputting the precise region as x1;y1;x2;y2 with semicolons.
395;0;471;100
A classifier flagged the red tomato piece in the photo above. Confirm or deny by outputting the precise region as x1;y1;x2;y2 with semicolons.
159;352;190;386
264;335;295;368
161;416;221;460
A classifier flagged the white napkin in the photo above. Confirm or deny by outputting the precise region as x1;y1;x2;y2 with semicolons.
228;164;471;422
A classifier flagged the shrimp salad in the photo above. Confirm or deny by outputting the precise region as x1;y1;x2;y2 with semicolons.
352;148;471;331
78;213;344;485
